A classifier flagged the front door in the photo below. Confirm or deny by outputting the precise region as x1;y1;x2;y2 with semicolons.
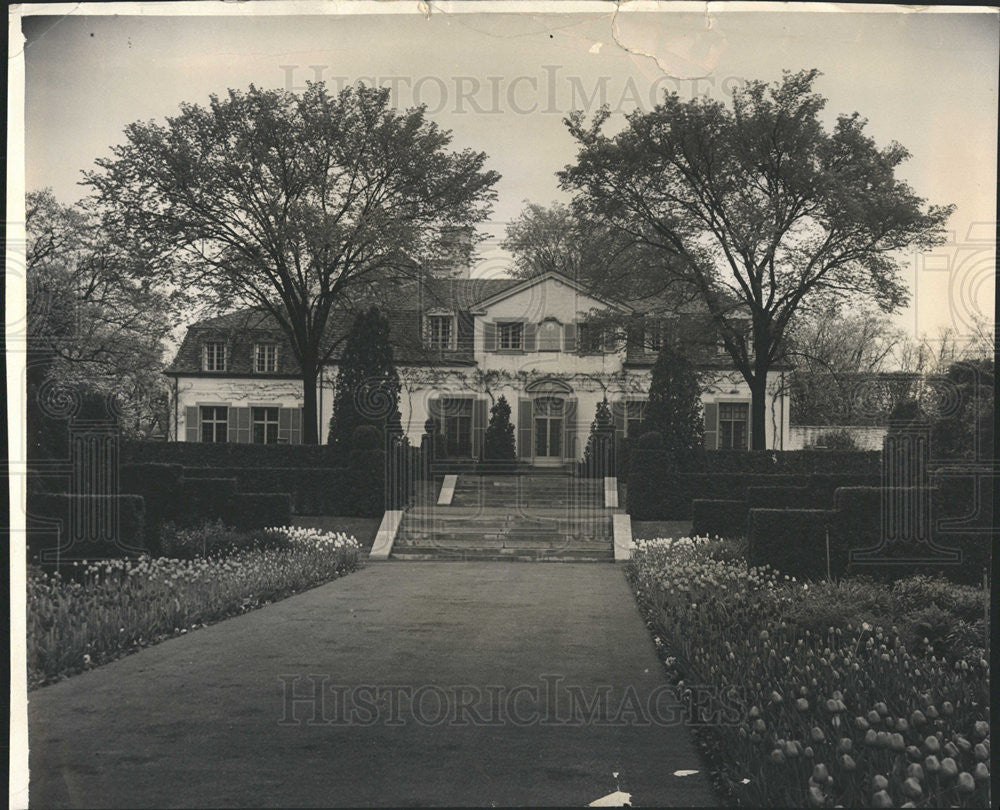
533;396;563;464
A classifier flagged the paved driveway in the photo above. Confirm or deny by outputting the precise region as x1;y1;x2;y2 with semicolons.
28;563;718;807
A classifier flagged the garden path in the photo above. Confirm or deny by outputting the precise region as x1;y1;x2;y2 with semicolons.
28;562;718;807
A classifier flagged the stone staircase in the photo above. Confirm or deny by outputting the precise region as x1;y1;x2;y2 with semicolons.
391;473;614;561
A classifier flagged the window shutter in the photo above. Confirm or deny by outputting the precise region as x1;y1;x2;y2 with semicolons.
457;313;473;352
563;398;578;460
427;396;443;433
523;322;537;352
472;398;487;459
703;401;718;451
290;408;302;445
185;407;200;442
611;400;626;448
228;407;247;443
278;407;292;443
224;344;230;372
517;398;533;458
238;407;251;443
744;401;752;450
564;322;577;352
483;321;497;352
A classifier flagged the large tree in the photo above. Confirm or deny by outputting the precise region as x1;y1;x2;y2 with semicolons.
559;69;953;449
26;189;176;447
85;82;499;443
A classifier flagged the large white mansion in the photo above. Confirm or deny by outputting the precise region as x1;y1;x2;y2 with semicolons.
166;270;792;461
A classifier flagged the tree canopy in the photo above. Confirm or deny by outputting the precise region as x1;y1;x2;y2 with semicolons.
26;189;176;446
558;69;953;449
85;81;500;442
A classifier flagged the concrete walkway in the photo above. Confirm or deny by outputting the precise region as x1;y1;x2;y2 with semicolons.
28;563;717;808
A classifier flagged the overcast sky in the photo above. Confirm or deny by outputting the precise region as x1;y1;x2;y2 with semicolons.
19;4;998;342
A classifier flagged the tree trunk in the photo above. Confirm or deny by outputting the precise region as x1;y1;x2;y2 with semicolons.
749;374;768;451
301;362;320;445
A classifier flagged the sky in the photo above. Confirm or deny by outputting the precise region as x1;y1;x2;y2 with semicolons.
17;3;999;345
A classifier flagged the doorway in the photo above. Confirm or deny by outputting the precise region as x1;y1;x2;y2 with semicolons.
533;396;564;464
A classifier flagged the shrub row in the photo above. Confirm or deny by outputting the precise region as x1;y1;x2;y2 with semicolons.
28;494;147;564
180;467;355;515
626;452;879;520
704;449;882;474
744;487;990;585
121;439;342;468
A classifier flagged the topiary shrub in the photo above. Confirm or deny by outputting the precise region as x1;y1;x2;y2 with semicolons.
483;395;516;460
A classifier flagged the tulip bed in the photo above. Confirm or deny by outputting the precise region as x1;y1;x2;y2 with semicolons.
626;537;990;808
28;526;361;689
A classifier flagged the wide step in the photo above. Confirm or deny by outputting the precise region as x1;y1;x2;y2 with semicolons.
391;473;615;562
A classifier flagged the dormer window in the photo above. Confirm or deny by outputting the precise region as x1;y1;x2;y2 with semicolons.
427;314;454;350
203;342;227;372
254;342;278;373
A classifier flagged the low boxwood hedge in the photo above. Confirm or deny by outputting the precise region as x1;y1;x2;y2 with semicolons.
28;493;147;564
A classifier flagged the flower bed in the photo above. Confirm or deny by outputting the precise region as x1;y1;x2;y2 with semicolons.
27;526;361;689
626;537;990;808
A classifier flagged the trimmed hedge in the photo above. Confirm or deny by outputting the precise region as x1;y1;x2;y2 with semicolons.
121;440;341;468
692;499;747;538
626;451;805;519
180;467;354;515
229;493;293;530
833;486;989;586
746;485;814;510
119;463;183;554
28;493;147;564
704;450;881;474
747;508;839;581
808;473;881;508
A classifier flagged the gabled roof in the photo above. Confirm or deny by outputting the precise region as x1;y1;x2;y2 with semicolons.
469;271;635;314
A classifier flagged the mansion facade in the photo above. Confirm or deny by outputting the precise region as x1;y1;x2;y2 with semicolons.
166;271;792;461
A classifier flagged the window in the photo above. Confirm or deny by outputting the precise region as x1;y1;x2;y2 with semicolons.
624;401;647;437
254;343;277;373
427;315;453;350
719;402;749;449
578;323;605;353
200;406;228;443
203;342;227;372
498;322;523;351
252;407;279;444
538;319;562;351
